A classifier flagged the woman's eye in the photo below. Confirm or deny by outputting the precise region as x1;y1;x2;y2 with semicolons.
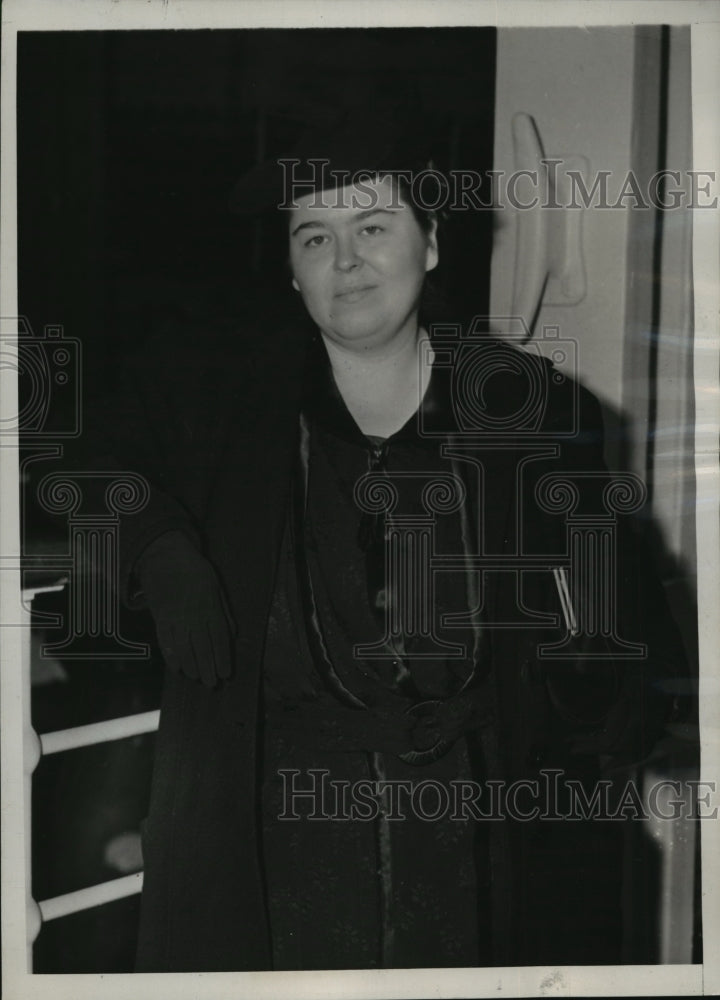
304;234;328;248
361;225;384;236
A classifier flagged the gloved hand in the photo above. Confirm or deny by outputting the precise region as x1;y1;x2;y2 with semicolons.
133;530;236;687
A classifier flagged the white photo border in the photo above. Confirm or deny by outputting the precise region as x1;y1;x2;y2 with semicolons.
2;2;718;998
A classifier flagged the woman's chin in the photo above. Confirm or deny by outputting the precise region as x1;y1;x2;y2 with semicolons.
319;313;419;351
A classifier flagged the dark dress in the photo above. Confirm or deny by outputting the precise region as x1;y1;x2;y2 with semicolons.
260;356;490;968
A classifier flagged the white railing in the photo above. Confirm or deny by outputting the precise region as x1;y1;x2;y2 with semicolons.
39;872;144;923
22;581;159;970
39;710;160;757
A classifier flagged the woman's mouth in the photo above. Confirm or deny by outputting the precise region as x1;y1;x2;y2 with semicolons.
334;285;377;302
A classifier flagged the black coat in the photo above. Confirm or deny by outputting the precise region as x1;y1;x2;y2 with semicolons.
76;312;682;970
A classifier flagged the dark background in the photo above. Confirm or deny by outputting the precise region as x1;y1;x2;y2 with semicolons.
18;28;497;394
17;27;498;972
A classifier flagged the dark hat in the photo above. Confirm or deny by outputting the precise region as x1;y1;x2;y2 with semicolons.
228;99;433;215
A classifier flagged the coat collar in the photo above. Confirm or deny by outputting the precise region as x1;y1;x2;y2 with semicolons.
301;328;464;450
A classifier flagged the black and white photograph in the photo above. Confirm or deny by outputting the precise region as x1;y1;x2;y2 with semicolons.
1;2;718;998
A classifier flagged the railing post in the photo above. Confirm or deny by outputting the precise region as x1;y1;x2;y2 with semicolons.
21;584;64;970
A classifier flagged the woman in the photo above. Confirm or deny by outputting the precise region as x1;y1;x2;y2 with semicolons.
82;109;681;970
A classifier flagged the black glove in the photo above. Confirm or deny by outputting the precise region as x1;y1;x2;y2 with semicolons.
133;530;236;687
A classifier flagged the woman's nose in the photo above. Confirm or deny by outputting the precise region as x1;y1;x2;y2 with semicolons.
333;235;361;271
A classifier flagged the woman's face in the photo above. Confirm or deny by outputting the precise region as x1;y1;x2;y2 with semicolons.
288;175;438;351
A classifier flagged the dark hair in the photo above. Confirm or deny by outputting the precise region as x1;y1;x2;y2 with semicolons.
389;169;447;236
389;170;450;328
